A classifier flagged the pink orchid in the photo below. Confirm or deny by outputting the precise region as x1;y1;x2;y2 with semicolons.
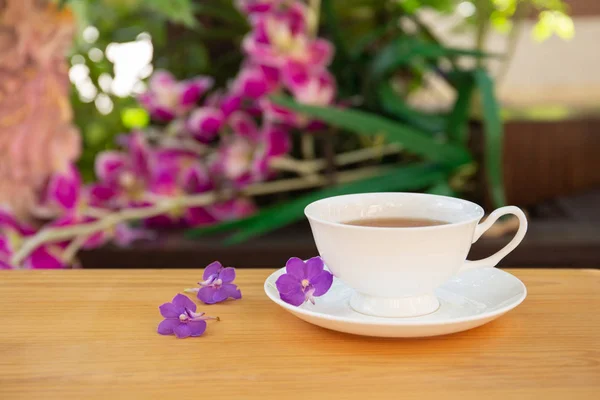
243;6;333;71
231;64;280;100
0;210;65;269
282;62;336;106
138;70;214;122
186;107;225;143
236;0;281;14
92;132;153;207
36;164;83;216
213;112;290;188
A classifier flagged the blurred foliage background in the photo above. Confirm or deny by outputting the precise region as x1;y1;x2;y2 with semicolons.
67;0;573;182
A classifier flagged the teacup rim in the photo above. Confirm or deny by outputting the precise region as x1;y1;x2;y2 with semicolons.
304;192;485;231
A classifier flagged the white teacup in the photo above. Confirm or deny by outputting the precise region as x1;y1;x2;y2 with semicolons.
305;193;527;318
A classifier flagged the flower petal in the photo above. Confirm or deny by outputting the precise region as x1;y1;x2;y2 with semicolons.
307;39;334;68
26;247;64;269
212;288;229;303
219;267;236;283
171;293;196;312
285;257;306;280
187;320;207;337
234;66;269;99
275;273;300;294
173;324;192;339
280;286;306;306
222;283;242;299
305;256;324;280
187;107;224;143
197;286;218;304
203;261;223;280
159;303;181;318
184;207;217;227
229;112;260;140
47;165;81;211
311;270;333;297
94;151;128;184
157;319;180;335
179;77;214;106
0;259;13;270
263;124;290;157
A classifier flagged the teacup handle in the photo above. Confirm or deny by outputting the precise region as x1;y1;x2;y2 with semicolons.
460;206;528;272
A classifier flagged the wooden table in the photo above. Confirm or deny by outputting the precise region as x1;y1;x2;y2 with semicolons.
0;269;598;399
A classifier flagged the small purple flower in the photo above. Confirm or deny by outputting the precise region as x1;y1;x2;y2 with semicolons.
189;261;242;304
275;257;333;306
158;294;219;339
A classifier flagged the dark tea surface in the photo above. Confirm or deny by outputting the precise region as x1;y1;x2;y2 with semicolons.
343;217;447;228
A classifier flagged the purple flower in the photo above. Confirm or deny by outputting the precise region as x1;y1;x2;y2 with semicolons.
191;261;242;304
138;70;214;122
158;294;218;339
275;257;333;306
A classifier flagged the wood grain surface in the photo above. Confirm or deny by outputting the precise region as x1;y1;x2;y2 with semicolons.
0;269;598;400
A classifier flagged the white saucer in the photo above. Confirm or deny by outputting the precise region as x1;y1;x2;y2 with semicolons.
264;266;526;337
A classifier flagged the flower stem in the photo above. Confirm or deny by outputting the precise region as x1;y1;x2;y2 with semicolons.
11;145;400;267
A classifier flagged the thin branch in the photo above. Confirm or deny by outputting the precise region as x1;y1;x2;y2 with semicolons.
61;235;89;265
11;161;391;267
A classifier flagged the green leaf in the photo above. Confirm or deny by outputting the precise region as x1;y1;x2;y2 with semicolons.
447;73;475;144
322;0;350;64
370;37;497;81
195;2;248;27
271;95;472;165
145;0;197;27
378;83;446;134
474;69;506;207
223;164;447;244
426;180;457;197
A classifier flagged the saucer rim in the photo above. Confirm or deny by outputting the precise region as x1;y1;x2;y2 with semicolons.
264;267;527;326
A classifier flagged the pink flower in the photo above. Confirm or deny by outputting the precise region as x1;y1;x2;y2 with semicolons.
242;2;335;71
93;132;153;206
236;0;281;14
138;70;214;122
213;112;290;187
282;62;336;106
231;64;280;100
0;209;65;269
186;107;225;143
37;164;83;216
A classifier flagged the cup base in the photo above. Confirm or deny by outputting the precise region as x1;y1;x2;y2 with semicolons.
349;292;440;318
